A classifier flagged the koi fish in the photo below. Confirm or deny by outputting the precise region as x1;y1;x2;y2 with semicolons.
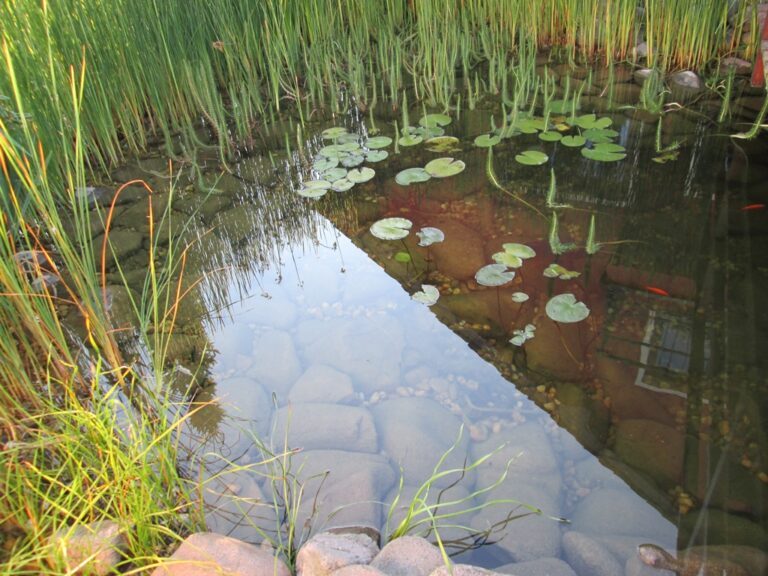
644;286;669;297
740;203;765;211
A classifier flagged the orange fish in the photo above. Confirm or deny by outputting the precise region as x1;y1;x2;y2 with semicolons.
644;286;669;297
741;203;765;211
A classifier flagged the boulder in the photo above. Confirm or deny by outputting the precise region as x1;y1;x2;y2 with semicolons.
151;532;290;576
289;364;355;404
562;531;623;576
496;558;577;576
555;383;610;455
427;218;487;281
246;329;302;398
370;536;443;576
202;471;273;544
668;71;704;103
331;566;388;576
296;531;379;576
429;565;502;576
272;403;378;453
50;520;128;576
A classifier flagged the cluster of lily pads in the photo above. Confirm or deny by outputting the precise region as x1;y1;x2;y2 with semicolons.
298;127;392;198
473;109;627;164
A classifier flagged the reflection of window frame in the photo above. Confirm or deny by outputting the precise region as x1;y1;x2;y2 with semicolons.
633;309;691;398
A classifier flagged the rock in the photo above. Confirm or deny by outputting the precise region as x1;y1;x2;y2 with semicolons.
297;315;404;394
202;471;273;543
612;419;684;489
331;566;388;576
555;383;610;455
101;228;144;264
496;558;577;576
635;42;648;59
272;403;378;453
296;531;379;576
570;487;676;546
372;397;470;488
429;564;502;576
525;314;590;381
151;532;290;576
289;364;355;404
678;508;768;550
370;536;443;576
668;71;704;103
291;450;397;530
248;294;299;330
214;376;273;450
625;554;674;576
50;520;128;576
246;329;302;398
562;531;623;576
719;57;752;76
427;219;487;281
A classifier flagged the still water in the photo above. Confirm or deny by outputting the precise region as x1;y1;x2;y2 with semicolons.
101;85;768;574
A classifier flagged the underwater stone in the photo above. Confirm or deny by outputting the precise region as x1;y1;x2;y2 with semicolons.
427;219;486;281
246;329;301;397
202;472;270;543
562;531;623;576
289;364;355;404
430;565;503;576
271;403;378;453
296;531;379;576
495;558;577;576
612;419;684;489
370;536;443;576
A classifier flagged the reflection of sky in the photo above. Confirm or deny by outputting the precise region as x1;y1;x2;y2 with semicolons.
204;215;677;557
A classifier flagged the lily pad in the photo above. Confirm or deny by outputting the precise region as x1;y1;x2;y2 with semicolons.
549;99;581;114
515;150;549;166
318;144;346;158
502;243;536;259
331;178;355;192
583;128;619;143
347;167;375;183
298;180;331;198
511;292;529;303
395;251;412;263
425;157;466;178
398;134;423;147
539;131;563;142
581;142;626;162
543;263;581;279
510;323;536;346
341;154;365;168
561;135;587;147
365;136;393;149
337;132;360;144
545;293;590;323
364;149;389;162
313;157;339;172
416;227;445;246
574;114;613;130
474;134;501;148
426;136;460;153
515;117;546;133
412;284;440;306
475;263;516;287
492;252;523;268
370;217;413;240
413;125;445;138
396;167;431;186
322;126;347;139
337;141;362;152
321;167;348;181
419;113;452;128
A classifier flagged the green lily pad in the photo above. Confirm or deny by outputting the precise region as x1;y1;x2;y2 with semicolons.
396;167;431;186
425;136;460;153
331;178;355;192
322;126;347;139
341;154;365;168
347;166;375;183
546;293;590;323
510;323;536;346
398;134;423;147
548;99;581;114
511;292;529;303
574;114;613;130
583;128;619;142
419;113;452;128
298;179;332;198
474;133;501;148
321;167;348;181
560;135;587;148
515;117;546;134
365;136;393;149
412;284;440;306
416;227;445;246
337;132;360;144
515;150;549;166
539;131;563;142
425;157;466;178
502;243;536;259
370;217;413;240
543;263;581;279
313;156;339;172
318;144;345;158
337;141;362;152
581;142;626;162
364;149;389;162
395;251;412;263
492;252;523;268
413;125;445;139
475;263;516;287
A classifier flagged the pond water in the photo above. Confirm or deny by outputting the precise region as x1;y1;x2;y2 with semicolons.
96;76;768;574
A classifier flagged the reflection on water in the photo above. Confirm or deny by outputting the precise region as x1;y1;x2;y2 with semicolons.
102;99;768;573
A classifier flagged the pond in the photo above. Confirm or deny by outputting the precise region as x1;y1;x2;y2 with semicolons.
94;68;768;574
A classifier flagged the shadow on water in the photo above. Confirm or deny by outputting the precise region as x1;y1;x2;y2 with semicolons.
96;86;768;573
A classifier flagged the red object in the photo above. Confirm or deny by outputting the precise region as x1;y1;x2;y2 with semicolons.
644;286;670;297
751;13;768;87
741;203;766;211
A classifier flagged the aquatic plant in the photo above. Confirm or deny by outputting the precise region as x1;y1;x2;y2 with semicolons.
545;293;591;323
370;217;413;240
510;323;536;346
412;284;440;306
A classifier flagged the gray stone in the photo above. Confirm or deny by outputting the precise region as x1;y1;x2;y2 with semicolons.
151;532;290;576
625;555;674;576
296;531;379;576
248;294;299;330
246;329;302;398
291;450;397;531
297;315;404;394
570;487;676;546
272;403;378;453
289;364;355;404
372;397;470;488
668;71;704;103
202;471;274;544
370;536;443;576
496;558;577;576
50;520;128;576
562;531;623;576
429;565;502;576
331;566;388;576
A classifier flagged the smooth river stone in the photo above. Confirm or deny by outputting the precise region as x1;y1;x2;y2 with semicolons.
562;531;623;576
370;536;443;576
496;558;577;576
289;364;355;404
246;329;302;398
272;403;378;453
612;419;685;489
296;531;379;576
